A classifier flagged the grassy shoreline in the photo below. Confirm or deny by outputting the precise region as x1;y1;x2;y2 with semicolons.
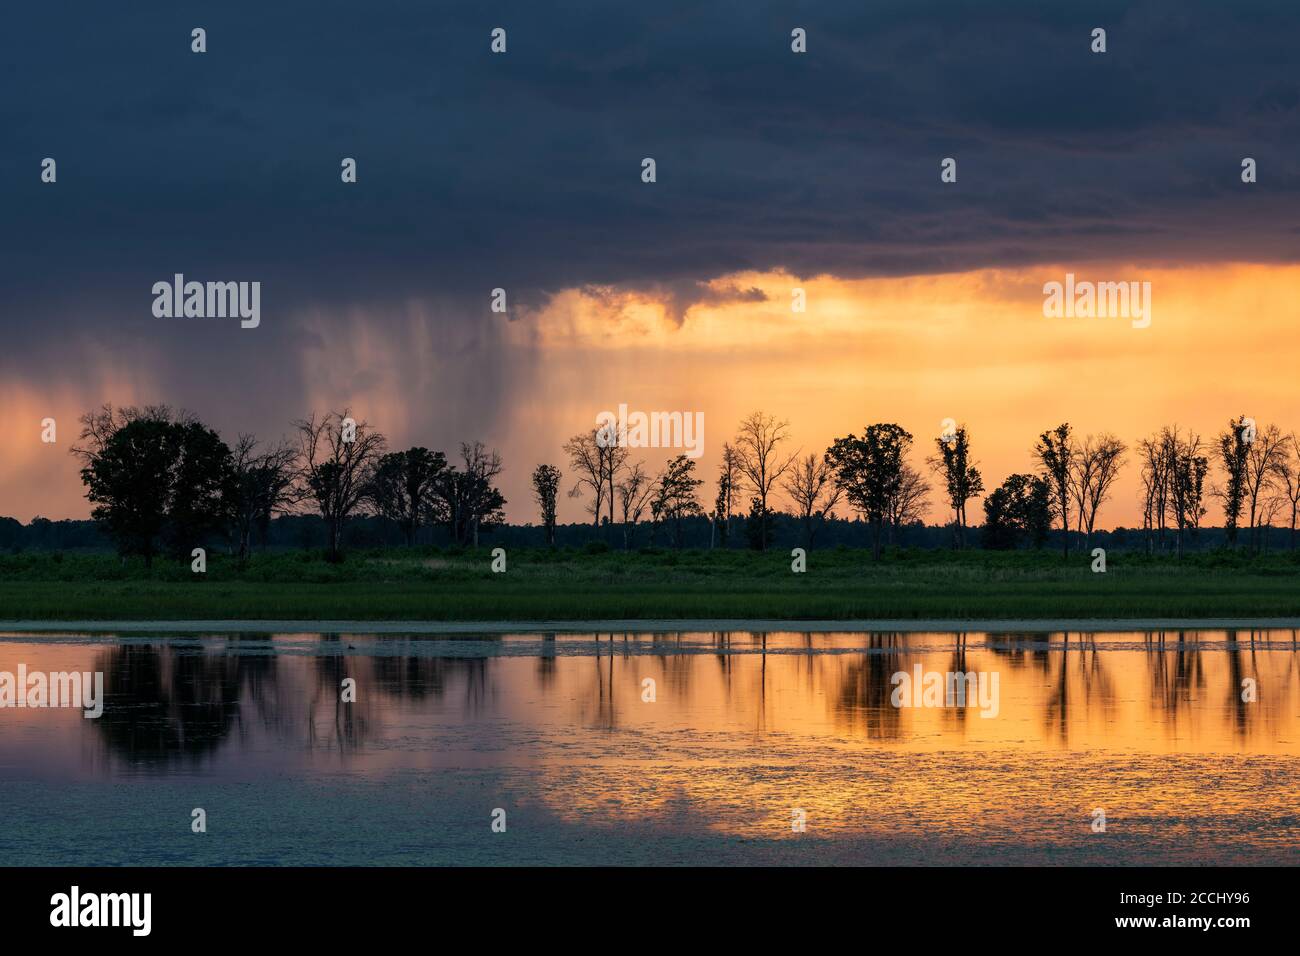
1;546;1298;622
4;618;1300;635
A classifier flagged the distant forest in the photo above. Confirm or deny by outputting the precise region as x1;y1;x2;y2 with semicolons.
1;511;1292;556
12;403;1296;561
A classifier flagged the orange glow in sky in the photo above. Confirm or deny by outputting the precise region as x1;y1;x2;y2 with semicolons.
3;262;1298;530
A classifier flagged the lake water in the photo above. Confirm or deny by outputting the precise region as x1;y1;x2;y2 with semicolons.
1;629;1297;865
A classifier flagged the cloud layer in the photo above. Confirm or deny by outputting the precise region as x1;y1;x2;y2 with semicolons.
1;1;1297;522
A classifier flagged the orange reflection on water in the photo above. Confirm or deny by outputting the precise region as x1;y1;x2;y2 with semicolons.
1;630;1297;862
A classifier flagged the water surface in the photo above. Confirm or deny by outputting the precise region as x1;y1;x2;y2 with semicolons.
1;629;1297;865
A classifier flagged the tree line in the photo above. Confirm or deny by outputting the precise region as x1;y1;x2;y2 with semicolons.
69;405;1300;564
72;405;505;565
558;412;1300;559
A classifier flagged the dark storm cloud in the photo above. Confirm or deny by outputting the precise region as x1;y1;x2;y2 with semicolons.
0;0;1296;410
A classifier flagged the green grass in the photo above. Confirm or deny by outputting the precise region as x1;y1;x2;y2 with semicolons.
1;545;1299;621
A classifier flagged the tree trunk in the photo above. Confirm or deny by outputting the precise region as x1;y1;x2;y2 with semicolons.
607;474;615;533
1060;505;1069;558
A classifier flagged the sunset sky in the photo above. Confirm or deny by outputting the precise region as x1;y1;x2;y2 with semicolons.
2;1;1298;529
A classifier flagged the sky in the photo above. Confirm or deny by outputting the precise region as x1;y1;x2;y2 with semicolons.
1;1;1298;528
